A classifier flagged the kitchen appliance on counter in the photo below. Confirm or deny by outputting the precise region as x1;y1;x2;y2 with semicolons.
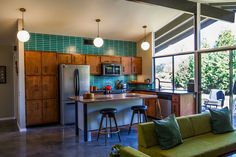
102;63;122;76
60;64;90;125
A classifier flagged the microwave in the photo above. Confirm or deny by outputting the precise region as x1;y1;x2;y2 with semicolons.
102;63;122;76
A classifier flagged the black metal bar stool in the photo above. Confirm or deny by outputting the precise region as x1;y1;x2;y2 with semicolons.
128;105;148;134
97;108;121;145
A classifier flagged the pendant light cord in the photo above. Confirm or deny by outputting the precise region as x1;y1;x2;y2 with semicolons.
97;22;100;37
144;27;147;42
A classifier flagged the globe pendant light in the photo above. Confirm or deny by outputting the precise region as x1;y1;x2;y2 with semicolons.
17;8;30;42
141;25;150;51
93;19;104;48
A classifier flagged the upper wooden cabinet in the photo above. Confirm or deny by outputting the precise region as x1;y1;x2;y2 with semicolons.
132;57;142;75
72;54;86;64
101;56;121;64
42;76;57;99
121;57;132;75
25;76;42;100
86;55;101;75
25;51;41;75
42;52;58;75
57;53;72;64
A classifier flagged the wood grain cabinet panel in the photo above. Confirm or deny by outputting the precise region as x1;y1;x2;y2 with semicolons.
101;56;121;63
57;53;72;64
121;57;132;75
25;76;42;100
86;55;101;75
26;100;43;126
42;52;58;75
131;57;142;74
42;76;57;99
43;99;59;123
72;54;86;64
25;51;41;75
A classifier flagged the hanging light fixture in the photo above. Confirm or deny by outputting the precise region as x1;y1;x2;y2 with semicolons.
93;19;104;48
17;8;30;42
141;25;150;51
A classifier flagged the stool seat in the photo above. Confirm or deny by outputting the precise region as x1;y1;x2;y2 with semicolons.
131;105;147;111
97;107;121;145
100;108;117;114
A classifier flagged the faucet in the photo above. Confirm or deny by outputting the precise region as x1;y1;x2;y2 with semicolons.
156;78;161;90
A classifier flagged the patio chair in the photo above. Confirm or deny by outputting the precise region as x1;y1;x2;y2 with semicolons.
203;89;225;109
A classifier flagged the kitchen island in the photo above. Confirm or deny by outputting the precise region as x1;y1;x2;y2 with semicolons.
69;93;157;142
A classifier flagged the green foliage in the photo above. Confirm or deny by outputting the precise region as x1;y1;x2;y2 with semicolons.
174;30;236;94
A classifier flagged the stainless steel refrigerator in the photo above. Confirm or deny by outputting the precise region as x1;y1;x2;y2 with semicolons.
59;64;90;125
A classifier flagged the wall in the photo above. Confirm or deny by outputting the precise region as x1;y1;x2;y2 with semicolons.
25;33;137;88
0;45;14;119
137;32;154;83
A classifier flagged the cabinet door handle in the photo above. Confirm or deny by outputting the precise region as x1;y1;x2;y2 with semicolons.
133;67;135;73
123;67;125;72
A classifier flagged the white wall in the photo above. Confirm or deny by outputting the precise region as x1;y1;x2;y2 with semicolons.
136;32;154;82
0;45;14;119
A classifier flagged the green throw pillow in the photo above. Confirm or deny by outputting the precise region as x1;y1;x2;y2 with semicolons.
209;107;234;134
153;114;183;150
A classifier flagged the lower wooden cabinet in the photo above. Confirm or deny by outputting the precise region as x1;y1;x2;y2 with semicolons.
171;94;195;117
26;100;43;126
43;99;59;123
26;99;59;126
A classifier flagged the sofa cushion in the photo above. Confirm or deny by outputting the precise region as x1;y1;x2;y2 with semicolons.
189;113;211;136
153;115;183;149
138;131;236;157
176;116;194;139
138;122;158;148
209;107;234;134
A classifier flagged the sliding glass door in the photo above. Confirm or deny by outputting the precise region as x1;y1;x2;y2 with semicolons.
200;50;235;125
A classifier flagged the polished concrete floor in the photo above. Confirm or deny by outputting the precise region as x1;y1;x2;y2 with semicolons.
0;120;137;157
1;119;236;157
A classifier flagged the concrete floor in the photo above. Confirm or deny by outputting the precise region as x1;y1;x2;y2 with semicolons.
1;118;236;157
0;120;137;157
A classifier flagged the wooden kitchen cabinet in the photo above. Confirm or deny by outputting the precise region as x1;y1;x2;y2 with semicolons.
57;53;72;64
86;55;101;75
25;51;41;75
72;54;86;64
131;57;142;74
171;94;195;117
42;76;57;99
43;99;59;123
101;56;121;63
121;57;132;75
26;100;43;126
42;52;58;75
25;76;42;100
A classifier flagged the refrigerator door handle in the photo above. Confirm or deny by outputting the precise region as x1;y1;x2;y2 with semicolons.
74;69;80;96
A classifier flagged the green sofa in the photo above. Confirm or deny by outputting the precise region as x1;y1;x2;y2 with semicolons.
137;113;236;157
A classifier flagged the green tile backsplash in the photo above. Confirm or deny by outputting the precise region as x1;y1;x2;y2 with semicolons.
25;33;136;56
25;32;137;89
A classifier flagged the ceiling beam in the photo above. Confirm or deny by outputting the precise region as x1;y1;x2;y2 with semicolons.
127;0;235;23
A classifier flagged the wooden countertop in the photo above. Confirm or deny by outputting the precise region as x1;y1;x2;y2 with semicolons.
69;93;157;103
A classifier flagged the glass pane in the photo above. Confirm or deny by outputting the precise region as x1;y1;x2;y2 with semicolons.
201;51;230;113
155;57;173;89
174;54;194;90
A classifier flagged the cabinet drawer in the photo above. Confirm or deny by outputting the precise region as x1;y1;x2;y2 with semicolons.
172;95;180;102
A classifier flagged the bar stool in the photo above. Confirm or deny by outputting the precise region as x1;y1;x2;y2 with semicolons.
128;105;148;134
97;108;121;145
